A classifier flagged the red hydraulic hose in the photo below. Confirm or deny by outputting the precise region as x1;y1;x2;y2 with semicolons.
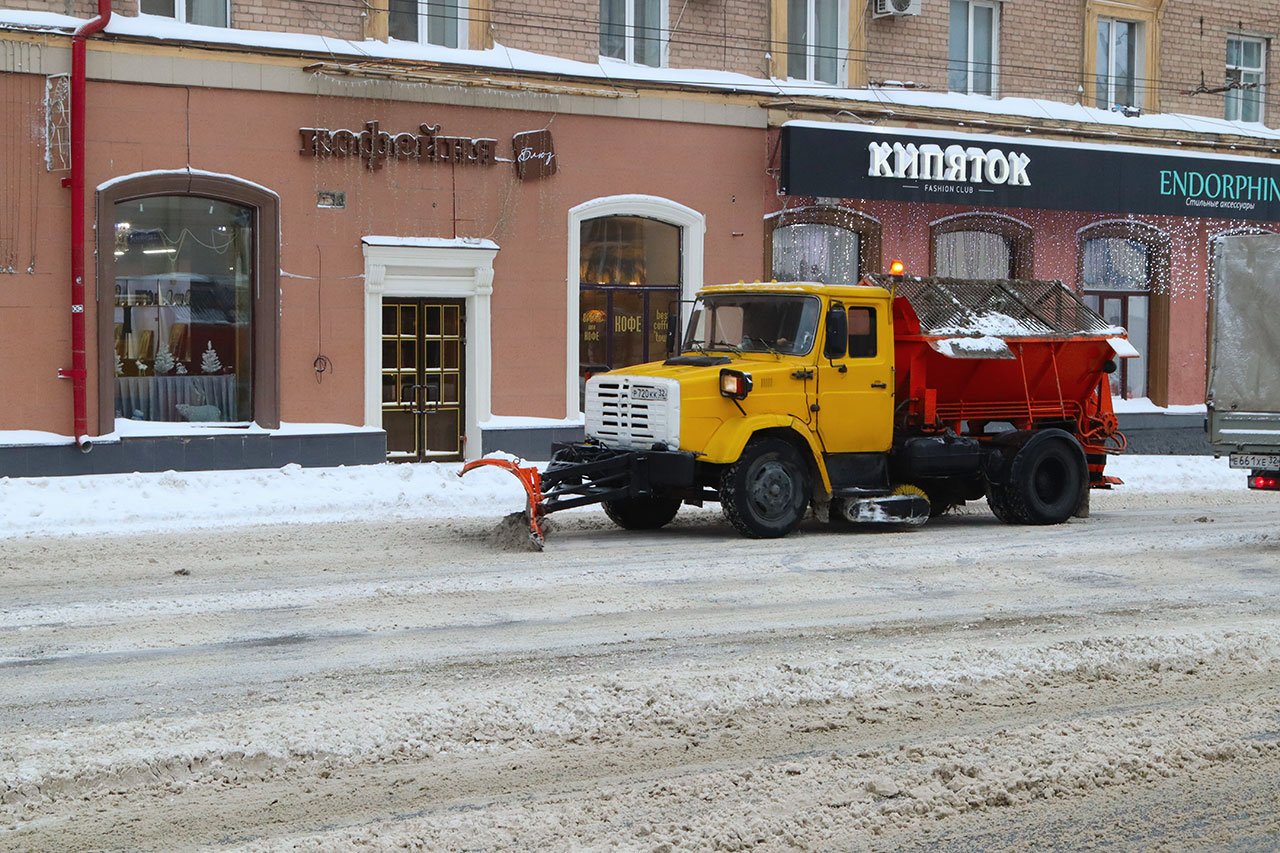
60;0;112;450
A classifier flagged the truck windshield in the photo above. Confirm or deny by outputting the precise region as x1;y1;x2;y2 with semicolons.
683;294;821;355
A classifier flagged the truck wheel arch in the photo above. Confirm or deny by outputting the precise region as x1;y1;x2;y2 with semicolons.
701;418;832;495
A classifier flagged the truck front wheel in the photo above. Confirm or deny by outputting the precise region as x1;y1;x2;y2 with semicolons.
602;495;682;530
989;432;1087;525
720;438;810;538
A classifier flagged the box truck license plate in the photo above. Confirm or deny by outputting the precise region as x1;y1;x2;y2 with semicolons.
1229;453;1280;470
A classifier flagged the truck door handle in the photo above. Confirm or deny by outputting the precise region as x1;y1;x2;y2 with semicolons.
870;381;887;389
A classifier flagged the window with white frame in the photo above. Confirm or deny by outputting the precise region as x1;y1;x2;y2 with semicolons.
787;0;844;85
1096;16;1143;109
948;0;998;96
139;0;228;27
1226;35;1266;123
600;0;663;67
390;0;468;48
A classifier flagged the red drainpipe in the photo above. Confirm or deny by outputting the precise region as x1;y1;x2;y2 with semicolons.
59;0;113;451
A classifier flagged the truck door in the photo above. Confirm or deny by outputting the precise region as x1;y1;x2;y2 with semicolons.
816;301;894;453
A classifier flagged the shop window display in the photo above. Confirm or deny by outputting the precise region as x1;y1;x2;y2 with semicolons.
1082;237;1150;399
935;230;1012;278
772;223;859;284
579;216;680;381
112;197;253;423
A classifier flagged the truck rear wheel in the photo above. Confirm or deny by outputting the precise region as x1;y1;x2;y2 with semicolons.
989;432;1087;525
602;495;682;530
720;438;809;538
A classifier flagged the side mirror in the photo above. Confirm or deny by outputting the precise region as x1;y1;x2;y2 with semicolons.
824;304;848;360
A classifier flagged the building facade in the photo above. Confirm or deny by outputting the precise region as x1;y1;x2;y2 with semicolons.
2;0;1278;474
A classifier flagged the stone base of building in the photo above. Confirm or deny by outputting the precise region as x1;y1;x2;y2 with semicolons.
0;431;388;478
0;415;1217;479
1116;412;1212;455
480;424;586;461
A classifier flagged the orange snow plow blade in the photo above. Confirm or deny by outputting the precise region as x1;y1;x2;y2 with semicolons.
459;458;547;549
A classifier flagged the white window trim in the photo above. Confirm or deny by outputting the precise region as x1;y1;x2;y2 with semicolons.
423;0;469;49
788;0;849;85
951;0;1000;96
566;196;704;419
600;0;669;67
138;0;229;25
388;0;469;48
362;240;498;461
1097;15;1146;109
1226;34;1266;123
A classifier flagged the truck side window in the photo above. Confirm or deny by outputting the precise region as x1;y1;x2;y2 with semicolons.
848;307;876;358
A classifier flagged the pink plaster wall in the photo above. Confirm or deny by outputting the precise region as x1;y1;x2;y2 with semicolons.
1;71;766;434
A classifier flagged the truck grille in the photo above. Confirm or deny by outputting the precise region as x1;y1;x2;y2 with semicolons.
585;375;680;451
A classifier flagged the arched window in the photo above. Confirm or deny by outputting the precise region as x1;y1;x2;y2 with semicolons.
96;173;279;432
567;196;705;418
1077;221;1170;402
766;207;881;284
579;215;681;374
930;213;1033;278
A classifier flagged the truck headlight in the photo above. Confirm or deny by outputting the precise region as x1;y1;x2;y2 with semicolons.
720;368;753;400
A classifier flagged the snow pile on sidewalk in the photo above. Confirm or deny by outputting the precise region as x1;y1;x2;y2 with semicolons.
0;455;1244;540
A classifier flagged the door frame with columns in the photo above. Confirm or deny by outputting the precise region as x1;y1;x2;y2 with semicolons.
362;238;498;461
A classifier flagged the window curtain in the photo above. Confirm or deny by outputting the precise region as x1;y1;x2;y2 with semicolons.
935;230;1011;278
772;223;859;284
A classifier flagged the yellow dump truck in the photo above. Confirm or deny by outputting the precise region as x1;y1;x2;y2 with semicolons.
467;274;1132;546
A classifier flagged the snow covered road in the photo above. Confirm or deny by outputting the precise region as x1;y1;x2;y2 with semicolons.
1;460;1279;850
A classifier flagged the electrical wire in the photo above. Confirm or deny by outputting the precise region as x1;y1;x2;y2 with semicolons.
70;0;1272;106
263;0;1276;103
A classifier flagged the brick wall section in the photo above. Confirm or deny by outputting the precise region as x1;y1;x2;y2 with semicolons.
491;0;598;64
2;0;112;14
7;0;1280;127
863;9;950;91
996;0;1083;104
859;0;1280;127
1160;0;1279;126
229;0;364;39
668;0;770;78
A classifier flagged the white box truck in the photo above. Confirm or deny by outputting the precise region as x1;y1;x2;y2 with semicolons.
1208;233;1280;490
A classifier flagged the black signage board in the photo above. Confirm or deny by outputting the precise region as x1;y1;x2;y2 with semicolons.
779;123;1280;222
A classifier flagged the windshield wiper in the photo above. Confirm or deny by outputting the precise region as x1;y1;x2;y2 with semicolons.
742;335;783;358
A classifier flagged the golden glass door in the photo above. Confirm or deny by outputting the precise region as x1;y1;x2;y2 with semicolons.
382;299;465;462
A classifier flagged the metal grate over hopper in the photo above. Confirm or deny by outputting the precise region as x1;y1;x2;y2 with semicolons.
865;275;1117;338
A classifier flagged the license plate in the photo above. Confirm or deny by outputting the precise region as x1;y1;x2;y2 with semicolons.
631;386;667;401
1229;453;1280;470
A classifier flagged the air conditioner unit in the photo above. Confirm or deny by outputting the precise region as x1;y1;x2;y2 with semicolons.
873;0;922;17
